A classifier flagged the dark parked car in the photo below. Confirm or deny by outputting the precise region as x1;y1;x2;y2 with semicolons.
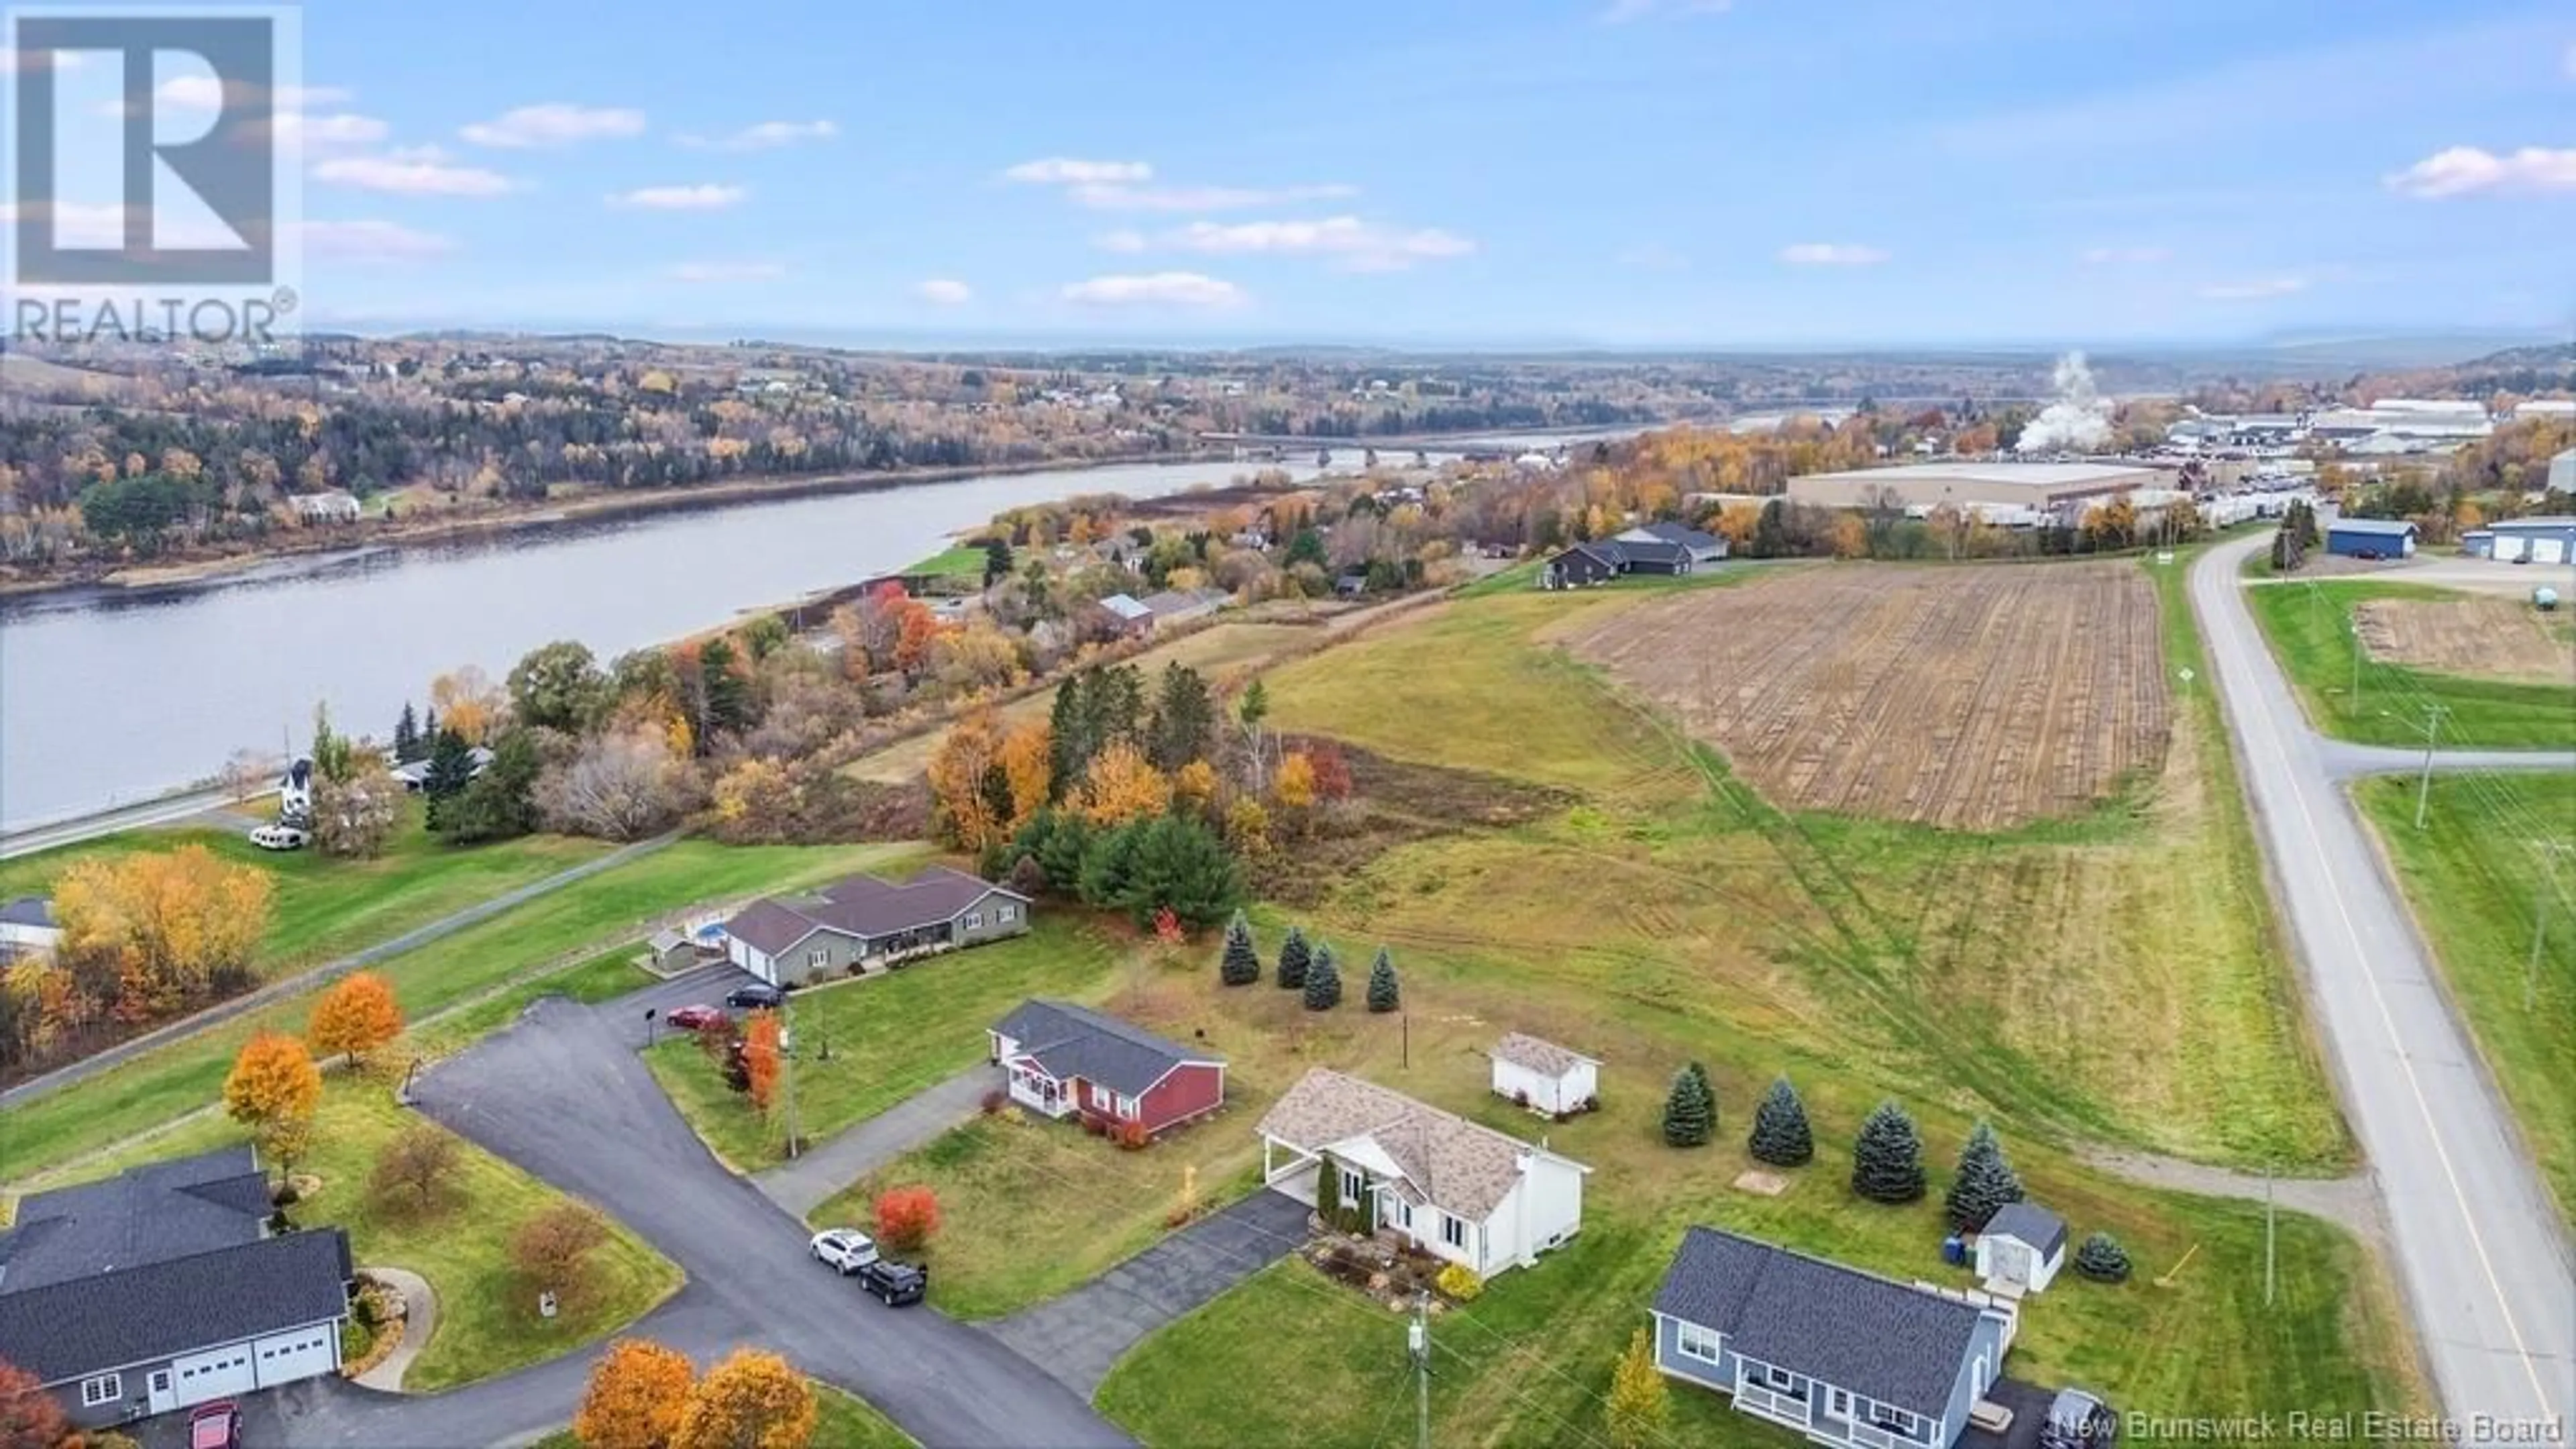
2040;1389;2118;1449
726;981;785;1010
857;1258;928;1306
665;1004;726;1032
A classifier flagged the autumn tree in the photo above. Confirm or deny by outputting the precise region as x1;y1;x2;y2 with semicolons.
926;706;1012;851
997;722;1053;830
309;971;403;1065
314;757;405;859
672;1349;815;1449
510;639;610;733
54;844;272;1019
742;1010;782;1113
892;601;941;676
1073;741;1172;828
576;1338;697;1449
1173;758;1218;815
224;1031;321;1171
1605;1326;1671;1449
366;1123;460;1216
429;664;503;744
511;1201;611;1307
535;726;692;841
873;1185;941;1253
0;1356;70;1449
711;757;800;838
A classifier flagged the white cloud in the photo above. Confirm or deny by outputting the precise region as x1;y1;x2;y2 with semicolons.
1778;242;1890;266
1159;216;1474;271
915;278;973;305
669;261;787;283
1069;182;1357;212
313;146;514;197
1601;0;1732;20
1004;157;1154;185
2080;246;2171;264
610;184;746;211
2198;275;2309;300
460;103;646;148
679;119;837;151
1060;272;1246;307
2383;145;2576;198
0;200;238;248
273;112;390;150
297;219;455;262
1093;229;1149;253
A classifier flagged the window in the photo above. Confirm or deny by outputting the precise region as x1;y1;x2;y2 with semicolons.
1766;1364;1794;1391
1829;1388;1852;1418
1116;1093;1139;1120
1674;1322;1722;1364
965;911;984;930
79;1374;121;1407
1871;1405;1919;1440
807;948;829;971
998;904;1017;922
1441;1213;1468;1249
1342;1167;1366;1205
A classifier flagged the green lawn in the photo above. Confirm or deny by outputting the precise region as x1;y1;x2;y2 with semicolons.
908;543;990;581
0;804;608;981
530;1381;914;1449
2244;581;2576;747
406;945;661;1059
2354;773;2576;1222
644;917;1120;1168
0;839;912;1181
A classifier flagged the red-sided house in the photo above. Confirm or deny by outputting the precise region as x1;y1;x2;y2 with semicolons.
987;999;1226;1136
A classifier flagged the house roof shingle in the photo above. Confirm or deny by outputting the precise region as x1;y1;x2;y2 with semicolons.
1652;1226;1986;1418
1623;521;1724;553
1982;1201;2066;1259
1258;1069;1585;1222
723;867;1024;955
991;999;1219;1097
1;1146;268;1291
0;1231;352;1386
0;897;55;929
1489;1032;1597;1078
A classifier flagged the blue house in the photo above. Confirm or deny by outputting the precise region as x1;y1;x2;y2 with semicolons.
2322;517;2418;559
1650;1227;2014;1449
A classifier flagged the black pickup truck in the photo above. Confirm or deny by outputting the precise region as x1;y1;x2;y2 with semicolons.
856;1258;928;1307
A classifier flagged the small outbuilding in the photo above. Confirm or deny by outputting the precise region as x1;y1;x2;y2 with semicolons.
1975;1201;2067;1295
645;927;697;973
2323;517;2418;559
1489;1032;1601;1116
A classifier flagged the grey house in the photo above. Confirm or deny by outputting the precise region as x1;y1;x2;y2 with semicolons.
1617;521;1730;564
0;1147;353;1428
1651;1226;2012;1449
723;865;1032;985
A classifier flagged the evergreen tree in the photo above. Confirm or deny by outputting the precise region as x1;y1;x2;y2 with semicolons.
1098;664;1146;745
433;727;541;843
1220;910;1261;986
1851;1100;1928;1204
1661;1062;1715;1148
698;636;754;738
1365;947;1400;1012
982;536;1014;588
1315;1154;1343;1228
392;702;422;763
1303;942;1342;1010
1944;1120;2025;1232
1146;663;1217;772
421;704;439;744
1276;926;1310;989
1036;810;1092;895
422;727;475;818
2073;1232;2133;1283
1747;1075;1815;1167
1048;674;1087;796
1124;813;1244;930
1075;820;1145;910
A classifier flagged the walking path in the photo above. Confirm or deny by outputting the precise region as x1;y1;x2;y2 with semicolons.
0;830;681;1110
352;1267;437;1393
2078;1147;2384;1250
754;1065;999;1217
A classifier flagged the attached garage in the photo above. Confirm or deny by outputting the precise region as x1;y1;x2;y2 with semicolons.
171;1342;255;1404
254;1323;339;1387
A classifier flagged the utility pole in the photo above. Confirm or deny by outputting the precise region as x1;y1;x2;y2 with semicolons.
2412;704;2449;830
1409;1290;1430;1449
2263;1161;2276;1308
2526;841;2573;1012
780;997;802;1160
2349;624;2363;710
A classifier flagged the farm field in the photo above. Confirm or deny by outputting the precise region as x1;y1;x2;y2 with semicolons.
2353;771;2576;1224
2353;594;2575;683
1560;562;2169;830
0;838;912;1181
2245;581;2576;747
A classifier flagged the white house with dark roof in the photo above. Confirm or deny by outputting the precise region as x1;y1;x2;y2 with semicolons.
1487;1032;1599;1116
0;1146;352;1428
1258;1068;1589;1278
1974;1201;2066;1295
722;866;1030;985
1652;1226;2013;1449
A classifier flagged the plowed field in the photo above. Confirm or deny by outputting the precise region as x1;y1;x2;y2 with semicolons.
1562;564;2170;828
2353;596;2574;683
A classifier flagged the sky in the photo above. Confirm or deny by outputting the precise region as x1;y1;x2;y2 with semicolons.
7;0;2575;349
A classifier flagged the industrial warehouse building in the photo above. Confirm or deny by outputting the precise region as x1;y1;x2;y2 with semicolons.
1784;462;2161;515
2324;518;2418;559
2463;517;2576;565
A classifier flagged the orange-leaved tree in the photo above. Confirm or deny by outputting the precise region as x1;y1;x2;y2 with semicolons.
309;971;403;1065
672;1348;816;1449
925;706;1008;851
54;843;272;1021
574;1338;696;1449
1073;741;1171;828
0;1355;69;1449
873;1185;941;1254
224;1030;323;1173
1272;751;1317;815
742;1011;782;1113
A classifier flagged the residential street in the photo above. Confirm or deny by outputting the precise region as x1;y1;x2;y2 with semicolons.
2191;533;2575;1428
407;994;1135;1448
756;1064;999;1217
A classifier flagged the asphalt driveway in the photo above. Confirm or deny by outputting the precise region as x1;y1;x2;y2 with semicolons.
407;995;1133;1449
985;1190;1314;1396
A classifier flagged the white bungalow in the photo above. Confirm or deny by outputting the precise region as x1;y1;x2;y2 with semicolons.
1487;1032;1600;1116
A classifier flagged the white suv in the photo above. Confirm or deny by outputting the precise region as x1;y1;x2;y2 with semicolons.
809;1228;879;1275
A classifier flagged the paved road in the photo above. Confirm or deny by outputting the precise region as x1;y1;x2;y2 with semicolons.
409;996;1133;1448
987;1191;1313;1396
759;1064;1000;1218
2192;533;2575;1430
0;785;272;861
2314;741;2576;780
0;831;680;1111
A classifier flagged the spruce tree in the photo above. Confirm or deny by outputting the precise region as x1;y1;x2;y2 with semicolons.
1851;1099;1928;1204
1747;1075;1815;1167
392;702;422;763
1276;926;1311;990
1944;1120;2025;1232
2074;1232;2132;1283
1303;942;1342;1011
1660;1062;1715;1148
1365;947;1400;1013
1219;910;1261;986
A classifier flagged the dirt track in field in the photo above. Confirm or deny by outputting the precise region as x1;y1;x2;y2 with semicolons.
1562;564;2171;829
2352;596;2575;683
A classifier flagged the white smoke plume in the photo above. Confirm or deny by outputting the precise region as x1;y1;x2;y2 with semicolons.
2015;352;2114;453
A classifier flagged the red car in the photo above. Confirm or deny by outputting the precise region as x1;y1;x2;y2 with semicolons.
664;1004;727;1031
190;1401;244;1449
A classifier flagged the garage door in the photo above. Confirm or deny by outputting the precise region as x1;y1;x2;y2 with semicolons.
254;1324;338;1387
2530;538;2568;565
171;1342;255;1406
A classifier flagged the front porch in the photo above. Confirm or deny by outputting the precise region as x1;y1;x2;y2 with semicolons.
1007;1063;1076;1119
